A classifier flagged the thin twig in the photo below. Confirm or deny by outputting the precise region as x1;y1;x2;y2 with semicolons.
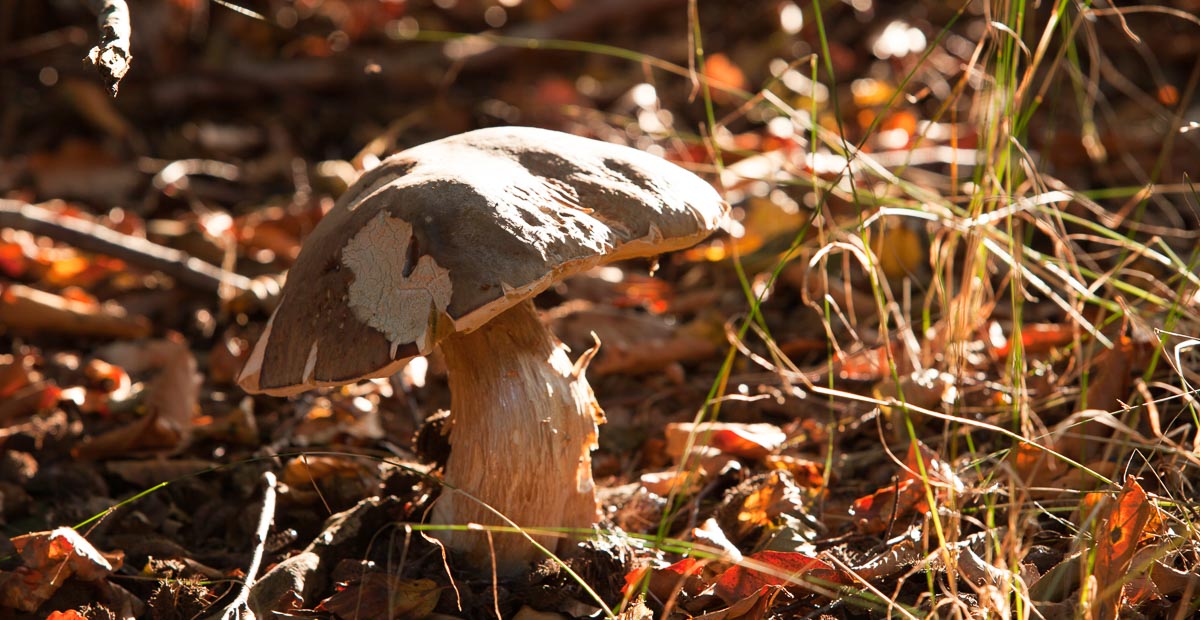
209;471;278;620
85;0;133;96
0;199;254;295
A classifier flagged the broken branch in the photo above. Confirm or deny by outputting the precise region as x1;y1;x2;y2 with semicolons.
85;0;133;96
0;283;149;339
0;200;256;296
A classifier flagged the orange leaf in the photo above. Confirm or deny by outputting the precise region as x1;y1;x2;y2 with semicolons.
622;558;707;602
848;478;925;535
1157;84;1179;106
703;53;747;91
765;455;825;489
735;470;804;538
870;222;925;279
1093;477;1162;619
613;276;673;314
991;323;1075;358
46;611;88;620
1;529;121;612
0;242;28;278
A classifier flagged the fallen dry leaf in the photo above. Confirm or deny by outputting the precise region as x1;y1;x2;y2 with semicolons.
731;470;805;540
550;304;717;376
317;573;440;620
234;202;325;266
41;253;126;289
712;551;844;604
989;322;1076;358
826;337;905;382
0;240;29;278
281;455;381;508
0;527;123;612
1084;334;1141;413
1143;556;1200;598
1093;477;1164;620
850;440;964;534
79;357;131;415
611;274;674;314
209;328;252;385
902;440;962;489
74;337;200;459
692;518;742;562
1053;335;1140;463
622;557;708;602
27;140;141;203
694;585;787;620
848;478;925;535
639;469;703;497
664;422;787;461
1009;440;1067;489
703;53;748;98
0;381;58;426
764;454;825;489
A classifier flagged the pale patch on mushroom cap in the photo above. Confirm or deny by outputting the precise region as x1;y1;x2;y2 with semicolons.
342;212;453;356
240;126;727;396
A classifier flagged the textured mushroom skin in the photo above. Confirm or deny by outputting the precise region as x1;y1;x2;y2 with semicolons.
246;126;726;395
432;299;602;571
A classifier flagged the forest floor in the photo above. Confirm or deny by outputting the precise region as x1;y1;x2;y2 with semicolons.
2;1;1200;618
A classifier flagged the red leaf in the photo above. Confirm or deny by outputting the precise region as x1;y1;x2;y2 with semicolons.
713;551;843;603
664;423;786;461
848;478;925;535
622;557;706;601
46;611;88;620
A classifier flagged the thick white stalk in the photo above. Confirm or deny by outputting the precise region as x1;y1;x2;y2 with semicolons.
432;299;602;574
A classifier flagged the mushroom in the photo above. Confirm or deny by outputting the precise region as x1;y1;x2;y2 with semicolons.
238;126;726;573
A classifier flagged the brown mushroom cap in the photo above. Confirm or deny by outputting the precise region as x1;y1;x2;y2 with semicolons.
239;126;727;396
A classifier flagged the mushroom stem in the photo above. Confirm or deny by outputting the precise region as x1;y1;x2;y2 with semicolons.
432;299;602;573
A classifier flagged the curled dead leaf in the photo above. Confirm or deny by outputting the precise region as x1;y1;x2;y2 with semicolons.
281;455;381;509
0;528;123;612
74;337;199;459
